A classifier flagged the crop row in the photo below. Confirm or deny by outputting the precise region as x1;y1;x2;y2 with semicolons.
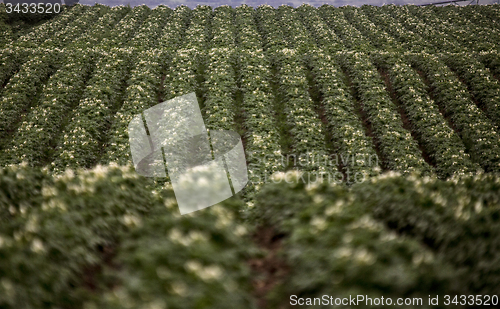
275;5;316;52
126;7;206;189
69;5;129;49
473;4;500;30
301;6;431;174
40;4;107;49
296;4;344;54
302;2;485;178
51;49;133;173
477;51;500;79
308;4;484;176
319;5;372;53
248;169;500;301
203;51;236;131
361;5;434;53
203;5;237;129
296;6;386;177
202;18;244;197
8;4;85;49
258;6;332;174
157;5;191;52
384;5;463;54
163;53;198;99
156;7;212;185
342;6;402;53
408;53;500;173
296;6;381;177
0;4;12;48
182;5;211;50
0;163;157;308
234;5;262;49
440;53;500;131
404;4;500;54
0;48;18;93
85;185;256;309
160;4;210;98
279;5;382;178
250;172;463;305
354;171;500;294
97;5;150;49
274;49;330;174
1;49;95;167
0;48;59;91
100;5;193;167
339;51;432;175
210;5;235;48
254;5;286;52
0;163;257;308
234;5;283;193
415;5;500;52
371;53;480;178
162;6;209;97
430;6;498;52
309;51;381;178
127;5;172;51
237;50;284;192
102;51;164;167
0;50;62;149
2;163;499;307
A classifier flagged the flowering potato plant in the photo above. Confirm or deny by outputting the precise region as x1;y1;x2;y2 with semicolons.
408;53;500;173
0;50;62;150
431;6;498;52
1;48;94;167
409;5;500;53
51;49;133;173
7;4;84;49
360;5;435;53
0;163;258;308
40;4;107;49
0;4;13;48
342;6;401;53
234;6;283;195
158;5;191;52
384;5;462;54
339;51;431;175
354;172;500;294
441;53;500;130
251;172;462;307
102;51;163;166
69;5;130;49
309;50;380;178
371;53;480;178
478;51;500;78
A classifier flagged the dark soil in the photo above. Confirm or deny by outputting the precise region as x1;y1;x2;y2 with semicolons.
304;62;347;180
249;226;290;309
340;65;389;172
158;74;166;103
377;67;436;169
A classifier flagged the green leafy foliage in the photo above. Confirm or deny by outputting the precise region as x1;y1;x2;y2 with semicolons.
0;163;257;309
371;53;480;178
408;53;500;173
353;172;500;294
339;51;432;175
251;172;463;308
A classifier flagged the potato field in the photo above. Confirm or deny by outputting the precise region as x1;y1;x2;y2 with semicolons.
1;3;500;308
